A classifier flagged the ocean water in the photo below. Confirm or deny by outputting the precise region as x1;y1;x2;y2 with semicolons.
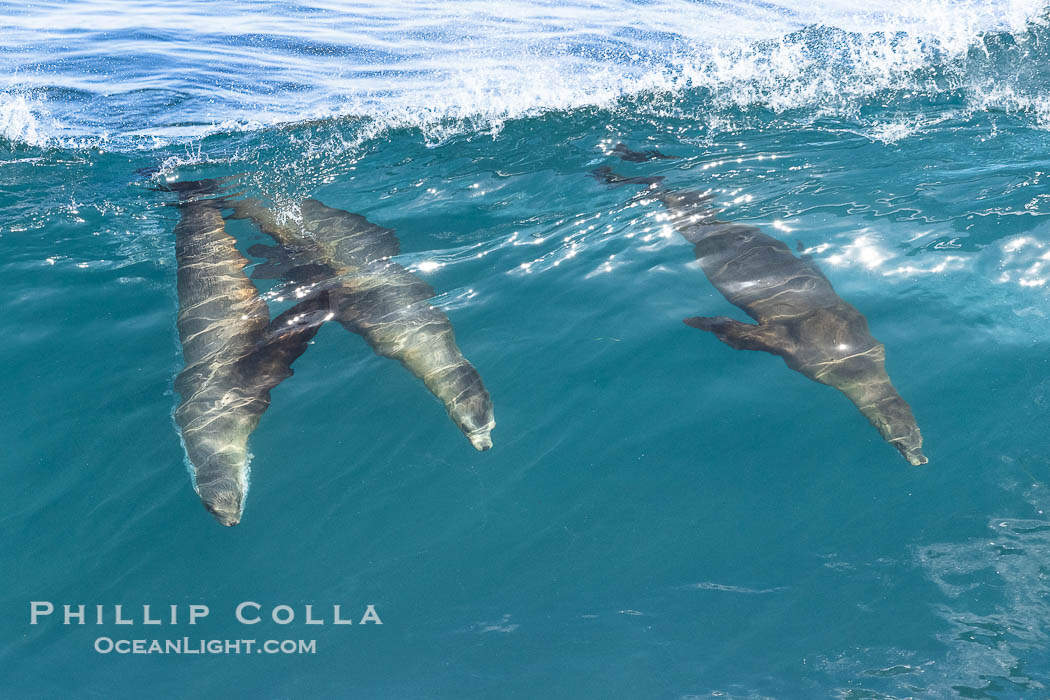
3;1;1050;697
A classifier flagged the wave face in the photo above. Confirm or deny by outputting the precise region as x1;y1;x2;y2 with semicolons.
5;3;1050;699
1;0;1048;147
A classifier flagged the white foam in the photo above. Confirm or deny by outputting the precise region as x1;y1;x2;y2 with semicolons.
0;92;53;147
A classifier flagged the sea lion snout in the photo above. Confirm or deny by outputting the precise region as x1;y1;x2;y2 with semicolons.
460;415;495;452
204;503;242;527
904;449;928;467
467;430;493;451
202;496;243;527
896;439;928;467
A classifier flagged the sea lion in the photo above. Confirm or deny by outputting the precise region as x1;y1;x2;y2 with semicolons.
170;184;329;526
612;143;679;162
223;195;495;451
595;167;927;465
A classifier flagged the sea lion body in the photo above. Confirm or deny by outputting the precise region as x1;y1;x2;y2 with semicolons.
172;191;326;525
228;197;495;450
595;167;926;465
661;190;926;465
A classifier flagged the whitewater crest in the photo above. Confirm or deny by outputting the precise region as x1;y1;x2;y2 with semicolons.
0;92;54;148
1;0;1050;148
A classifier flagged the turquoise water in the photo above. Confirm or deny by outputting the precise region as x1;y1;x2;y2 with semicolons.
4;1;1050;697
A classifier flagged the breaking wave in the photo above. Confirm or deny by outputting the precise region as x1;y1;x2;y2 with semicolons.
0;92;56;148
0;0;1048;149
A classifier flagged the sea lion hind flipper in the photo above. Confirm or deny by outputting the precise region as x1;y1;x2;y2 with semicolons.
684;316;784;355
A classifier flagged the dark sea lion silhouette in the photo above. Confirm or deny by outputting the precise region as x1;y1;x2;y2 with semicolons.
224;196;495;451
168;183;329;526
594;166;927;465
612;143;679;162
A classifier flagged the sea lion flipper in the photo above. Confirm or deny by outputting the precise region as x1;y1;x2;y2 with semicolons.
684;316;784;355
247;243;328;285
238;291;331;386
247;243;281;259
247;243;291;280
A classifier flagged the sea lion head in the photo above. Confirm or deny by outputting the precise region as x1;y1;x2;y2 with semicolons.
193;453;248;527
450;390;495;451
200;487;244;527
434;362;495;451
870;395;928;466
790;316;927;466
837;378;927;466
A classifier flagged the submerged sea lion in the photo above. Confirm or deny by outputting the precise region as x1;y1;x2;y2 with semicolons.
595;167;927;465
170;184;329;526
612;143;679;162
223;195;495;451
